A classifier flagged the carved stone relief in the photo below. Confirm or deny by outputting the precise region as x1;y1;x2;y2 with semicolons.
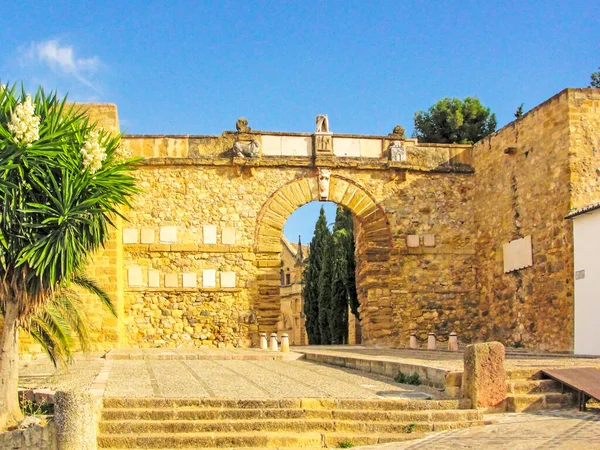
318;168;331;201
389;141;406;162
233;140;260;158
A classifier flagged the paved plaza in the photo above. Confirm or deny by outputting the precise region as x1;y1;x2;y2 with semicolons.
18;346;600;448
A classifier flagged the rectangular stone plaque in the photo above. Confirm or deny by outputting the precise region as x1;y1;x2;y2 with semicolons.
221;271;236;288
222;227;236;245
164;273;178;288
203;225;217;245
575;270;585;280
148;269;160;288
182;272;197;288
503;235;533;273
424;234;436;247
203;269;216;288
406;234;420;248
123;228;138;244
159;226;177;244
141;228;155;244
128;267;143;287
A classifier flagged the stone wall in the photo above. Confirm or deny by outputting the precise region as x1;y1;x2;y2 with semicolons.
0;421;56;450
469;89;600;350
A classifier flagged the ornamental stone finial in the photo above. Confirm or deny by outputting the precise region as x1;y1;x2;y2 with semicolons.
236;117;251;133
389;125;405;139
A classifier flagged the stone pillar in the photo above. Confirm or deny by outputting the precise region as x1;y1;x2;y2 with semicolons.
55;390;99;450
281;333;289;353
259;333;268;350
448;332;458;351
462;342;506;409
427;333;436;350
409;334;418;349
269;333;278;351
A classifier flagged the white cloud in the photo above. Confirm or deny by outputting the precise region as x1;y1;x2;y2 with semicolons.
17;39;104;93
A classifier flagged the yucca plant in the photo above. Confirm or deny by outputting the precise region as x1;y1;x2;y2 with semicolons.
14;273;115;367
0;84;138;429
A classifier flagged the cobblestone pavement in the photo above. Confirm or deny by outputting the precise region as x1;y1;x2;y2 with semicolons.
355;409;600;450
295;345;600;372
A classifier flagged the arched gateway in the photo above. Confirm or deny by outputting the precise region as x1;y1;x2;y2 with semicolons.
254;174;392;340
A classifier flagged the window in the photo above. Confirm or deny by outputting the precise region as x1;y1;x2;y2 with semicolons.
280;269;285;286
286;273;291;285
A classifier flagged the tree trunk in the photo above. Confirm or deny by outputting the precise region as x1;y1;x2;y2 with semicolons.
0;300;23;430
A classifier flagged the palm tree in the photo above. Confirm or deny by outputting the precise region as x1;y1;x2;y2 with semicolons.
0;84;138;429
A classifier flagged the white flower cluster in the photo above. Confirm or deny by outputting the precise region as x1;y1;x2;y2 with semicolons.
114;142;132;162
80;130;107;174
8;95;40;146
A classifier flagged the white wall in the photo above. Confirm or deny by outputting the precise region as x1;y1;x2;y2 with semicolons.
573;210;600;355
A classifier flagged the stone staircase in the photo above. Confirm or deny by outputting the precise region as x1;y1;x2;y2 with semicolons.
504;369;576;412
97;397;486;449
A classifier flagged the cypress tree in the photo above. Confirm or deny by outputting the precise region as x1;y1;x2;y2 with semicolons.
317;231;333;344
303;206;329;344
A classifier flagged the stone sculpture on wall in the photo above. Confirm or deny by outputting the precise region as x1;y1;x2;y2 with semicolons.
318;168;331;200
316;115;330;133
388;125;405;139
389;141;406;162
236;117;251;133
233;140;260;158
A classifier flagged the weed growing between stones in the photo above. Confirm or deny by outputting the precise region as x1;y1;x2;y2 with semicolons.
395;371;422;385
338;440;355;448
404;422;417;433
19;398;53;417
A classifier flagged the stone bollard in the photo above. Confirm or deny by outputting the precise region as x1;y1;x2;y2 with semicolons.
409;334;418;349
427;333;436;350
55;390;100;450
462;342;506;409
281;333;290;353
448;332;459;351
259;332;268;350
269;333;279;351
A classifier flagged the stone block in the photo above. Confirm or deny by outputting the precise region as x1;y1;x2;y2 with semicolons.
203;225;217;244
424;234;436;247
148;270;160;288
203;269;216;288
333;137;360;157
182;272;197;288
141;228;155;244
282;136;312;156
222;227;236;245
128;267;143;287
221;271;236;288
406;234;420;248
123;228;138;244
462;342;506;408
164;273;178;288
55;390;98;450
159;226;177;244
360;138;383;158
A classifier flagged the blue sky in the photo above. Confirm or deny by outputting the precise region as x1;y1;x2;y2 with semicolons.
1;0;598;242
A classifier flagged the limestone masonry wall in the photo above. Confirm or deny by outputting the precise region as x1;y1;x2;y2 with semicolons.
6;89;599;353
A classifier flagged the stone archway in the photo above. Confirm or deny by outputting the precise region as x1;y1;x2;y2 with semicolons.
253;172;393;342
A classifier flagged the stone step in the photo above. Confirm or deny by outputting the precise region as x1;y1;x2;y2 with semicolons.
101;407;482;422
505;369;543;380
99;418;486;435
504;392;576;412
97;431;429;449
506;379;561;394
101;397;473;411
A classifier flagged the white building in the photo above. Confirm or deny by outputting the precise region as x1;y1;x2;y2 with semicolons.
568;204;600;356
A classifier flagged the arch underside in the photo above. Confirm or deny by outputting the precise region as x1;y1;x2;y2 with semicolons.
253;175;393;341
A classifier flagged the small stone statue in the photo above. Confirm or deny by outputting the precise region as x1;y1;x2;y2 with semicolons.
236;117;251;133
318;168;331;200
233;140;260;158
389;141;406;162
316;115;330;133
389;125;405;139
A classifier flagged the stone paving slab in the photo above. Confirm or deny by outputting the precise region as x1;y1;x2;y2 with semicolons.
101;359;444;399
354;409;600;449
106;348;304;360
